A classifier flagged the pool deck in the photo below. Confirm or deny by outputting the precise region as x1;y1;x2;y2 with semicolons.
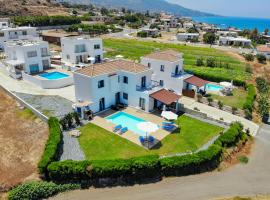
91;107;175;149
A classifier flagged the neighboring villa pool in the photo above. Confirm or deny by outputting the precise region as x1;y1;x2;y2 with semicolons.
206;83;224;91
106;112;156;136
39;72;69;80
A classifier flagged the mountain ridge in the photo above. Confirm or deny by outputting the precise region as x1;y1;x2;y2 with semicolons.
63;0;215;17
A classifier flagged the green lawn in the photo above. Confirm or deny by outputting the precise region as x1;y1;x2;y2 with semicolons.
104;39;250;83
209;88;248;109
78;115;224;160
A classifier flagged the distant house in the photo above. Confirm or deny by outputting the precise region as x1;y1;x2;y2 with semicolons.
176;33;199;42
0;27;37;50
41;30;78;45
216;31;238;37
4;39;50;79
141;28;160;37
257;43;270;59
219;36;251;47
61;36;103;67
183;22;194;29
0;18;10;29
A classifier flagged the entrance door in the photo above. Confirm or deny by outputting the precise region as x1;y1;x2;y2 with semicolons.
139;98;145;110
95;55;101;63
115;92;120;104
141;76;146;88
175;65;179;75
99;97;105;112
29;64;39;74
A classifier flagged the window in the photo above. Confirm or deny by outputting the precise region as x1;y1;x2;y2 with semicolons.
118;75;120;83
41;47;48;57
159;80;164;86
160;65;165;72
27;51;37;58
75;44;86;53
94;44;100;49
98;80;104;88
123;93;128;100
147;63;151;68
22;31;27;35
42;59;50;70
0;32;4;37
66;55;70;60
123;76;128;84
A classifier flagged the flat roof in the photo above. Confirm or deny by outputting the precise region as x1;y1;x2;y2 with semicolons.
257;46;270;53
1;26;36;31
75;59;150;77
42;31;79;38
143;49;182;62
184;75;209;87
150;89;181;105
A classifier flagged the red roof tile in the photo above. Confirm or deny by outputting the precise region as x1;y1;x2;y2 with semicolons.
150;89;181;105
184;76;209;87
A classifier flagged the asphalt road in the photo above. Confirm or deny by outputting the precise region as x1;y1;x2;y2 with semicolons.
52;125;270;200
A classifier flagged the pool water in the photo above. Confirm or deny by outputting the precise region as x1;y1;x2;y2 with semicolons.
39;72;69;80
206;83;224;91
106;112;156;136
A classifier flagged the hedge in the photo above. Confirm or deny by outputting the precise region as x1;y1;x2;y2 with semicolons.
160;145;222;176
12;16;81;27
243;84;256;112
215;122;244;147
47;155;160;182
8;181;80;200
38;117;62;175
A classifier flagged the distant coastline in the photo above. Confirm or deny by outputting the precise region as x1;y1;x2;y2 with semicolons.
193;16;270;34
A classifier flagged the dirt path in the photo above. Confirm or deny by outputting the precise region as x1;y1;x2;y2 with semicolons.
0;88;48;192
52;125;270;200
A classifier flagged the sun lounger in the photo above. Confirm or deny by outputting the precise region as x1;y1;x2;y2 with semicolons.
113;125;122;132
162;124;175;131
139;136;145;144
148;136;155;143
120;127;128;134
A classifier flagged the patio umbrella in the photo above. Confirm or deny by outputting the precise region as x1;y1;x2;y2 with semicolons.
161;111;178;121
115;55;124;59
137;122;159;147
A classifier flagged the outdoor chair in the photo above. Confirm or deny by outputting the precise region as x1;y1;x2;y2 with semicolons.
113;125;122;132
148;136;155;143
139;136;145;144
120;127;128;134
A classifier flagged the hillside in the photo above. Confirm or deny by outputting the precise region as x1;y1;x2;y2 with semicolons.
61;0;214;17
0;0;69;16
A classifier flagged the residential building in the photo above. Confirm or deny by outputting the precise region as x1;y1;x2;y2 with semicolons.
0;18;10;29
61;37;103;66
216;31;238;37
219;36;251;47
0;27;37;49
141;50;191;95
4;38;50;78
183;22;194;29
176;33;199;42
141;28;160;37
257;43;270;59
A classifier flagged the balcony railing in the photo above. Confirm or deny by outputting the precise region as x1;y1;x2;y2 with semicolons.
171;71;192;78
136;81;161;92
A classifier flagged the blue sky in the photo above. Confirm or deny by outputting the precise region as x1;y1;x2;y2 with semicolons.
167;0;270;19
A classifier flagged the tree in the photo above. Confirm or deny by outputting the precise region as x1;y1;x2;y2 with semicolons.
207;97;213;106
101;7;109;16
244;53;254;62
203;32;216;45
256;77;269;94
187;27;198;33
72;112;81;126
196;57;204;66
256;54;267;64
258;96;269;118
206;57;216;68
232;106;238;114
218;101;223;110
264;28;269;36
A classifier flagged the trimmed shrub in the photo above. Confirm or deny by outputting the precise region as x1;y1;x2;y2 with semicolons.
243;84;256;112
8;181;80;200
244;53;254;61
215;122;243;147
256;54;267;64
160;145;222;176
48;160;91;182
38;117;62;175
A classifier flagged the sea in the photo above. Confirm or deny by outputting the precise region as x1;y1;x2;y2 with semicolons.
193;16;270;34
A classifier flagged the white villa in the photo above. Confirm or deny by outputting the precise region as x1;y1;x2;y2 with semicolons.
176;33;199;42
60;37;103;68
216;31;238;37
73;49;208;117
0;27;37;49
183;22;194;29
257;43;270;59
4;38;50;79
219;36;251;47
0;18;10;29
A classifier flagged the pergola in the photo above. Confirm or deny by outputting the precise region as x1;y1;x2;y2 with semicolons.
184;76;209;93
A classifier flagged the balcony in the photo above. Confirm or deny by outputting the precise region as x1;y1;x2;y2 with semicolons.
171;71;192;78
136;81;161;92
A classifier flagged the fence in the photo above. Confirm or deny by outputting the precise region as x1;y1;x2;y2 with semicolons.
0;85;48;122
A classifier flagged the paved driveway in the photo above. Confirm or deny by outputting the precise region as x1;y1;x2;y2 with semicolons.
52;125;270;200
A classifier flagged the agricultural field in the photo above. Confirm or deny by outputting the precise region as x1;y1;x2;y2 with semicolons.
78;115;223;160
0;88;48;193
104;39;251;84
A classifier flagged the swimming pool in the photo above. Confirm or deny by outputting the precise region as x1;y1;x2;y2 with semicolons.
39;72;69;80
106;112;156;136
206;83;224;91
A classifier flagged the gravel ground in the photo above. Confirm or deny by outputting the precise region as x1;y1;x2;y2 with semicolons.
60;131;85;161
14;92;74;119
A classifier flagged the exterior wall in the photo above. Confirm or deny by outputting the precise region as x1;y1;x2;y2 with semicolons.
141;57;184;94
177;33;199;41
0;27;37;48
219;37;251;46
73;69;154;113
61;37;103;65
